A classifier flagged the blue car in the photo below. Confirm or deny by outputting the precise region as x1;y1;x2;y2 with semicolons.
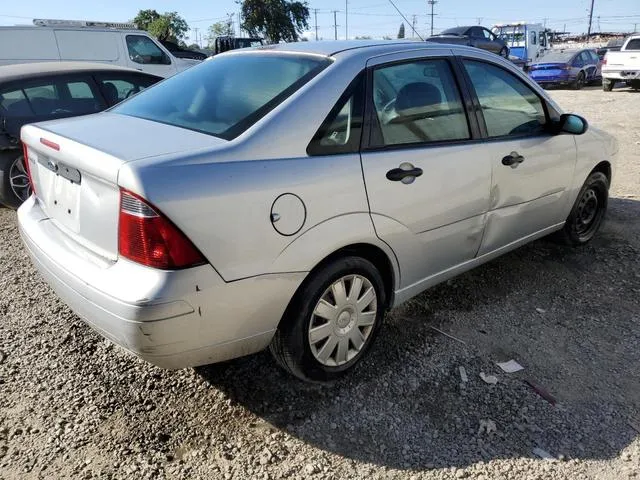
529;49;602;89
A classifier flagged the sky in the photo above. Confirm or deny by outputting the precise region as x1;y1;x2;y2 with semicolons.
1;0;639;45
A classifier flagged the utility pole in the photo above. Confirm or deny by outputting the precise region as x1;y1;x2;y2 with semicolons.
345;0;348;40
634;23;638;33
597;15;601;32
586;0;595;41
477;17;482;25
237;12;241;36
428;0;438;36
333;10;338;40
412;15;417;38
314;9;318;41
194;27;199;47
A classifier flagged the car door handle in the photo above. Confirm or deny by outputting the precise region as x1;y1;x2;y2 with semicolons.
386;164;423;182
502;152;525;168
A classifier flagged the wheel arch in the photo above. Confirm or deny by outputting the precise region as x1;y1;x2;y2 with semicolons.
590;160;611;185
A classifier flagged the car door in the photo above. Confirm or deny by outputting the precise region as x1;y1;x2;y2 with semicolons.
359;50;492;289
123;34;178;78
458;57;577;255
483;28;502;53
583;51;600;80
468;27;486;49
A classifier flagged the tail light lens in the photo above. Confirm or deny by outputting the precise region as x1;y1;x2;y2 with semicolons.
22;142;36;196
118;189;206;270
602;58;607;65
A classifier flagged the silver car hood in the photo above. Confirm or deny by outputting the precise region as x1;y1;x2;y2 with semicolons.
32;112;226;162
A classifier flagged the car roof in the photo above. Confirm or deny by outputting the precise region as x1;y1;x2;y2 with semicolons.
254;40;433;57
0;62;157;84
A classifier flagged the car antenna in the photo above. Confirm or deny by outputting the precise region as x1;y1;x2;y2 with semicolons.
387;0;424;40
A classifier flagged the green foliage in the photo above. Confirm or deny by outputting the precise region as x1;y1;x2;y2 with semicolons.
133;9;189;42
208;18;234;46
397;23;405;39
240;0;310;43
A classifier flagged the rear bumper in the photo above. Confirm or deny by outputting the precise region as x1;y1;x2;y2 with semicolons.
18;196;306;369
530;73;572;86
602;69;640;81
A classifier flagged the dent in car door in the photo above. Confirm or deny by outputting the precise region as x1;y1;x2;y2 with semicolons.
360;52;491;289
460;58;577;255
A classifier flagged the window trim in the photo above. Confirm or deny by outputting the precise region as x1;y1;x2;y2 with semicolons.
306;71;366;156
93;72;160;106
361;56;482;153
456;56;561;142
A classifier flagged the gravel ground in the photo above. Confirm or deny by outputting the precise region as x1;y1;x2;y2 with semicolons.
1;86;639;480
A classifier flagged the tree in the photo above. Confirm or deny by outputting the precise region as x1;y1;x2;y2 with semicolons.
133;9;160;31
397;23;405;39
208;18;234;44
240;0;310;43
132;9;189;42
355;35;372;39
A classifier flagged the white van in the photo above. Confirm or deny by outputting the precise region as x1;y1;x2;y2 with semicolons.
0;19;198;78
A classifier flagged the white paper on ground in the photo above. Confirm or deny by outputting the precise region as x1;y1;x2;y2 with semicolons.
496;360;525;373
479;372;498;384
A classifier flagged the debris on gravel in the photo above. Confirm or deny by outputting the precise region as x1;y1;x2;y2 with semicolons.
1;88;639;480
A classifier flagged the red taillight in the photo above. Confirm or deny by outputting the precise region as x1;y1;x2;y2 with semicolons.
602;58;607;65
40;137;60;151
118;189;206;270
22;142;36;196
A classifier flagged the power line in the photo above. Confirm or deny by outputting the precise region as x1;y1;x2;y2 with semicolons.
386;0;424;40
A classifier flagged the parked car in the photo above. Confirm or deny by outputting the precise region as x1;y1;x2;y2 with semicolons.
528;48;602;89
0;19;197;78
212;36;264;55
18;41;616;382
159;40;208;61
427;26;509;57
0;62;161;208
602;34;640;91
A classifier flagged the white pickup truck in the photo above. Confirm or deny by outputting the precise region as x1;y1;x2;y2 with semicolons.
602;34;640;91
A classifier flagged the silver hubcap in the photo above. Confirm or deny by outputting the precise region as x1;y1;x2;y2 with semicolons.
9;156;31;202
308;274;377;367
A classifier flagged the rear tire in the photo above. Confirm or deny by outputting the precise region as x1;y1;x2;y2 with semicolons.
602;79;614;91
0;151;29;209
270;256;386;382
554;172;608;246
572;72;585;90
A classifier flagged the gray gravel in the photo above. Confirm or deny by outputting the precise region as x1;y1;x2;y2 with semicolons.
1;86;639;480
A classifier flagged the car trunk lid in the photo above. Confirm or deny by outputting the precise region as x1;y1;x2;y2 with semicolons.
21;113;225;262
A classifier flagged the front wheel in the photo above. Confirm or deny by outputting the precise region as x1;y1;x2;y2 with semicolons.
0;152;31;209
499;47;509;58
555;172;608;246
270;256;386;382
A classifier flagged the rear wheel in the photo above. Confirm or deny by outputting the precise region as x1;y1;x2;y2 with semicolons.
572;71;585;90
0;152;30;209
602;79;614;91
270;256;386;382
555;172;608;246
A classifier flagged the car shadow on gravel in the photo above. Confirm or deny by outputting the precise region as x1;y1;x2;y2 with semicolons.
197;197;640;471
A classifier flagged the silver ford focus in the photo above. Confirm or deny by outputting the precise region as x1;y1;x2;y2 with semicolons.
18;41;617;382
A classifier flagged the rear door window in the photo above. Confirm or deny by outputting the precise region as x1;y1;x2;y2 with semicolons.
370;59;470;147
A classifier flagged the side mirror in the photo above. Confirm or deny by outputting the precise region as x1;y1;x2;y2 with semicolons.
558;113;588;135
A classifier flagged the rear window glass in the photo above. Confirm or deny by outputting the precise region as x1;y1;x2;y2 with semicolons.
626;39;640;50
113;53;331;139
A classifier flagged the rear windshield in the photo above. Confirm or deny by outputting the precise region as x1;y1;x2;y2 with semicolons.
439;27;467;36
112;53;330;140
534;50;577;63
626;38;640;50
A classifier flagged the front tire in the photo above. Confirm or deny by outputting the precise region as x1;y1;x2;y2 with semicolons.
555;172;608;246
499;47;509;58
602;79;614;91
270;256;386;382
0;152;30;209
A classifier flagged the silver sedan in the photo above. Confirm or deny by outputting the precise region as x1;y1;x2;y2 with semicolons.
18;41;617;382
